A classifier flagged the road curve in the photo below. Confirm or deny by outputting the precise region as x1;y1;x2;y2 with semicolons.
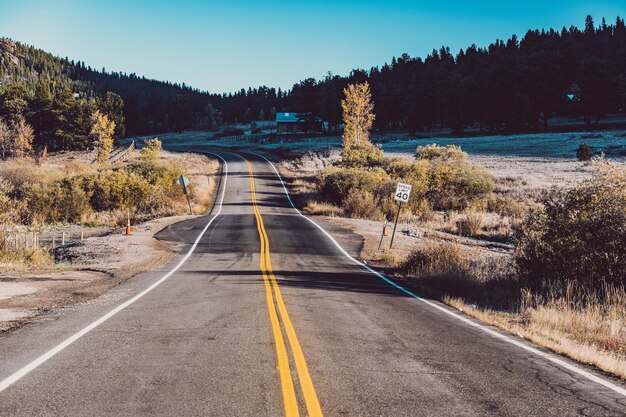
0;151;624;416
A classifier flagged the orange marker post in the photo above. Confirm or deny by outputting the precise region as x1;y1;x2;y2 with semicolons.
125;212;132;236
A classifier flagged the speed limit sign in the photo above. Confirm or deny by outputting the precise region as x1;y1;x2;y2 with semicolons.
394;183;412;203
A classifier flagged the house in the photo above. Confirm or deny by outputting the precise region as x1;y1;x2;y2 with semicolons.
276;112;324;134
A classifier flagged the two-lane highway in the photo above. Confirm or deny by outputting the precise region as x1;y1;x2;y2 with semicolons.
0;151;625;416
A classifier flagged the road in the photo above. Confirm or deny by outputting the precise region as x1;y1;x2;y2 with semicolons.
0;151;625;416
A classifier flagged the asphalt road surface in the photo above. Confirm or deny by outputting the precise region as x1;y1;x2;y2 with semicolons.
1;151;625;416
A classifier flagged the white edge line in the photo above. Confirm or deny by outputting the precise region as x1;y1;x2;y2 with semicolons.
0;153;229;394
251;151;626;398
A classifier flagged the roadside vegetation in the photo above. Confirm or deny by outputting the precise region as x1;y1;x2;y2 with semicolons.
395;161;626;378
304;82;508;239
0;139;213;270
294;82;626;378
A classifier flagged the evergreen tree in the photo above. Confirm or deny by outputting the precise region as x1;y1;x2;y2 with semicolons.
27;82;55;148
585;15;595;34
0;84;27;128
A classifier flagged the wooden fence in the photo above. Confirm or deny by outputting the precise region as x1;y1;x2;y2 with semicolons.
109;140;136;163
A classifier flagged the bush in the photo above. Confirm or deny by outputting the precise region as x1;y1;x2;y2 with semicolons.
456;211;483;236
576;143;593;161
342;189;382;220
515;161;626;295
317;166;390;206
451;164;494;200
315;143;494;221
401;241;468;278
383;157;428;180
303;201;344;217
15;159;186;224
24;177;91;224
427;160;494;210
141;138;162;161
415;144;467;161
486;195;527;218
339;144;384;168
400;241;520;310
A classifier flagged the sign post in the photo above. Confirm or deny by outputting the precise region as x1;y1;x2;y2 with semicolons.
389;182;412;249
179;175;193;215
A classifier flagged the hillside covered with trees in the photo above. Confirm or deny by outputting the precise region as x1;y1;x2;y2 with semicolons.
1;15;625;152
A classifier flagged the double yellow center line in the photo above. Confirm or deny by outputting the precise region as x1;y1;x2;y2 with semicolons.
245;158;323;417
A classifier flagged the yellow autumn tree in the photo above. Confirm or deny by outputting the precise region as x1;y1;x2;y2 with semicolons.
340;82;382;167
12;119;34;158
342;82;375;147
141;138;162;161
90;110;115;163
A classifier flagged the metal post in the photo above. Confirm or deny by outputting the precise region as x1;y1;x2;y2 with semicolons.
377;221;388;252
389;202;402;250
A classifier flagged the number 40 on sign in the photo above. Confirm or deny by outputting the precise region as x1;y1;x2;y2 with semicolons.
388;182;412;250
394;183;412;203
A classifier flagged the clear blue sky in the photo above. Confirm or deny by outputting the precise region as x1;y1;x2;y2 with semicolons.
1;1;625;93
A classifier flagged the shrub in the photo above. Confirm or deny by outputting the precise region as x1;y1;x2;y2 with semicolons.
129;159;182;193
24;177;91;223
317;166;390;206
316;142;494;220
342;189;382;220
427;160;494;210
456;211;484;236
141;138;162;161
576;143;593;161
415;144;467;161
303;201;344;217
486;195;527;218
0;159;57;200
55;178;92;222
0;178;24;238
401;241;520;309
383;157;428;180
339;143;384;168
401;241;468;278
515;161;626;295
451;164;494;201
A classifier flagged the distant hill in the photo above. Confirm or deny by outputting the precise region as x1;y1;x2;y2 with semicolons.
0;37;222;138
1;14;626;151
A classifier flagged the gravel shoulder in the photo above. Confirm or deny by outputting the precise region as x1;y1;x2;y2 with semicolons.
0;214;202;333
